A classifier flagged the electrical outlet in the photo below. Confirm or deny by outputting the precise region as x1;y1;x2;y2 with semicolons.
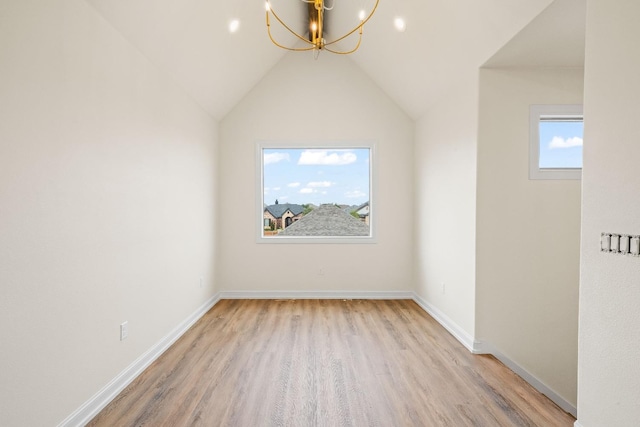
120;321;128;341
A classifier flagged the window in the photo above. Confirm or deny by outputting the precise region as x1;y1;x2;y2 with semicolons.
257;142;375;243
529;104;583;180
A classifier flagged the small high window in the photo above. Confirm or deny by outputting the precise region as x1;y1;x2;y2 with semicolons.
529;105;583;180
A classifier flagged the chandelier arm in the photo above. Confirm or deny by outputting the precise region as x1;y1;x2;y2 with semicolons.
323;0;379;47
324;31;363;55
267;5;315;46
267;25;316;51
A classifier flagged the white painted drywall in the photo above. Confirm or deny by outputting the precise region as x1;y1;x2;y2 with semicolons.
577;0;640;425
218;52;414;292
0;1;219;425
413;73;478;336
476;67;583;408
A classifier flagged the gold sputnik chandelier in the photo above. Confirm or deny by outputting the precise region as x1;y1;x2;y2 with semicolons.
265;0;380;55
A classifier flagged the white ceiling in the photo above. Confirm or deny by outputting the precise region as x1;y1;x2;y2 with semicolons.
86;0;585;121
483;0;586;68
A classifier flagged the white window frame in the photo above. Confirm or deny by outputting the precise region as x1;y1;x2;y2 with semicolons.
256;140;377;244
529;104;583;180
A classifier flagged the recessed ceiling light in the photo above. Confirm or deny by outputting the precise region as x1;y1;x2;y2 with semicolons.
229;19;240;33
394;17;406;32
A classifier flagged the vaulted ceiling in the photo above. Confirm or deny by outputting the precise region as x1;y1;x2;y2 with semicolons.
85;0;585;121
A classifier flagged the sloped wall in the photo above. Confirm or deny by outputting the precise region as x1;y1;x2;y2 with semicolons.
0;1;219;424
219;52;414;293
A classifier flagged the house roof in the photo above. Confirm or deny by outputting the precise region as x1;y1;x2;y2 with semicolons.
278;204;370;237
264;203;304;219
356;201;369;211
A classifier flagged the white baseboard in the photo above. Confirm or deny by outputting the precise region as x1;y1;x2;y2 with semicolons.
58;293;221;427
410;293;577;418
574;421;583;427
461;339;577;418
411;292;476;352
219;290;414;300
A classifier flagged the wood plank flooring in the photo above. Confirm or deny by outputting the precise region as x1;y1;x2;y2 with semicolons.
88;299;575;426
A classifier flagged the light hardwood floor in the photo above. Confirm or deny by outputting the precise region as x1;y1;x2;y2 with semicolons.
88;299;575;426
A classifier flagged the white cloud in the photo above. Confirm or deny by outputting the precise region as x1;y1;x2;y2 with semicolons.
279;196;289;200
300;188;314;194
298;150;357;165
273;187;281;191
307;181;333;188
345;190;366;198
549;136;583;149
264;152;290;164
287;182;301;188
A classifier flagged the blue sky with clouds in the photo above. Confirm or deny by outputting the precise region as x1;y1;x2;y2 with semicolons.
539;120;584;168
263;148;370;206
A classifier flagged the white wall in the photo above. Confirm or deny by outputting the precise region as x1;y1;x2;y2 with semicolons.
0;1;219;425
413;73;478;338
577;0;640;425
476;67;583;409
218;52;414;293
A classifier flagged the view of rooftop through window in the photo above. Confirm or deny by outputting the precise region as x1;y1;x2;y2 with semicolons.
261;147;371;239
